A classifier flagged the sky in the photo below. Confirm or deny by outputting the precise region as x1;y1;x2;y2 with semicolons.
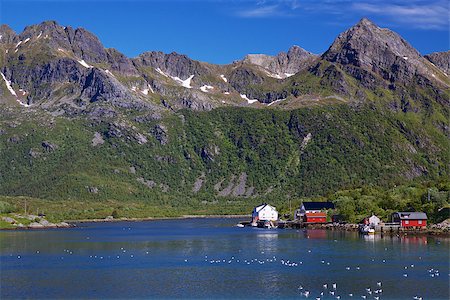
0;0;448;64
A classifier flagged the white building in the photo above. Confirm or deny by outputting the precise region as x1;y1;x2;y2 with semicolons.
368;214;381;226
252;203;278;222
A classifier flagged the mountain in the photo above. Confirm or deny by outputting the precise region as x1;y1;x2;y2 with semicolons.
0;19;448;217
425;51;450;74
242;45;317;79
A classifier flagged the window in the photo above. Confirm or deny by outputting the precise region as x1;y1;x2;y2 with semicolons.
418;220;422;224
405;220;409;225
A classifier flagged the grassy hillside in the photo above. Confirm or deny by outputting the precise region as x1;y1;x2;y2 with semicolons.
0;102;448;222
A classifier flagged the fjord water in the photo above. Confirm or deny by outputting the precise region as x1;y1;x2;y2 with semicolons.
0;218;448;299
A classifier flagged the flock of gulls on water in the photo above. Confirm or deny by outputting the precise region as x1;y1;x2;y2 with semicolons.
6;226;446;300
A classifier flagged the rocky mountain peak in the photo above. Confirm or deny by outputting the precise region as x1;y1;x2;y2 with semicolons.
321;18;438;84
134;51;206;80
425;51;450;74
0;24;17;44
243;45;316;78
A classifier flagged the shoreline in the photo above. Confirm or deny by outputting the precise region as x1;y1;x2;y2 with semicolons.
68;214;251;224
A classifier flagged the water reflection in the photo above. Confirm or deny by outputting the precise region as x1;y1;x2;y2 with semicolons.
0;219;448;300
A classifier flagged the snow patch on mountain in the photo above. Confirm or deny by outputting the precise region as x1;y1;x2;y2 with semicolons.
240;94;258;104
267;98;286;106
220;74;228;82
172;75;194;89
200;85;214;92
78;60;93;68
1;72;17;97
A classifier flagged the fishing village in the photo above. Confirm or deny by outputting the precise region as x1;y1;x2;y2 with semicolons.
238;202;450;236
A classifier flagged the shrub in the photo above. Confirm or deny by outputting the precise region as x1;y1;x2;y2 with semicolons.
0;201;16;213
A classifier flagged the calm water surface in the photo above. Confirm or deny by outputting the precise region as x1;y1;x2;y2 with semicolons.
0;218;449;299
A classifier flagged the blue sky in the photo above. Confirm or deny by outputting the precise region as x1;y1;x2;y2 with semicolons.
1;0;448;64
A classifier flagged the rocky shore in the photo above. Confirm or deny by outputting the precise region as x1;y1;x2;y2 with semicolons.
1;214;73;229
305;220;450;236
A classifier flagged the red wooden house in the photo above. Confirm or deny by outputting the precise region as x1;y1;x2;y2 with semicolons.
391;212;427;228
296;202;334;223
305;212;327;223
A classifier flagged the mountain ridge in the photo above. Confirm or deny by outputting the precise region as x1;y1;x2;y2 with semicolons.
0;18;448;209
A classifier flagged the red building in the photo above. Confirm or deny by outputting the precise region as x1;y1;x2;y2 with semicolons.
297;202;334;223
392;212;427;227
305;212;327;223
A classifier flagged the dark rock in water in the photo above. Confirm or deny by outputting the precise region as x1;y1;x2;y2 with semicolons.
42;141;58;152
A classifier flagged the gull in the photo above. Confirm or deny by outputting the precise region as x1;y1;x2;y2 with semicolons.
349;293;353;297
361;296;366;299
329;291;335;296
403;273;408;277
323;284;328;289
376;282;382;287
332;283;337;289
374;297;379;300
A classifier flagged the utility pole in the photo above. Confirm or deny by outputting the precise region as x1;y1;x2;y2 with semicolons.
428;188;431;202
24;200;27;215
289;198;292;220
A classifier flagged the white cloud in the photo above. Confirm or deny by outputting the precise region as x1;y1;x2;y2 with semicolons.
235;0;301;18
233;0;448;30
237;5;280;18
352;1;449;29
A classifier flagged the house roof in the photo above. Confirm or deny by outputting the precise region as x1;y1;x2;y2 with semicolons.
254;203;276;212
394;212;428;220
305;212;327;217
302;202;335;210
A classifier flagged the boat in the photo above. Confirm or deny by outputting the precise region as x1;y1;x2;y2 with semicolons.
236;223;245;228
263;220;275;229
360;225;375;235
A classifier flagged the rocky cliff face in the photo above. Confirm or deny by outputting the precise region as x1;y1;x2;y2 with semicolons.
425;51;450;74
0;19;448;113
243;45;316;78
323;18;427;83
